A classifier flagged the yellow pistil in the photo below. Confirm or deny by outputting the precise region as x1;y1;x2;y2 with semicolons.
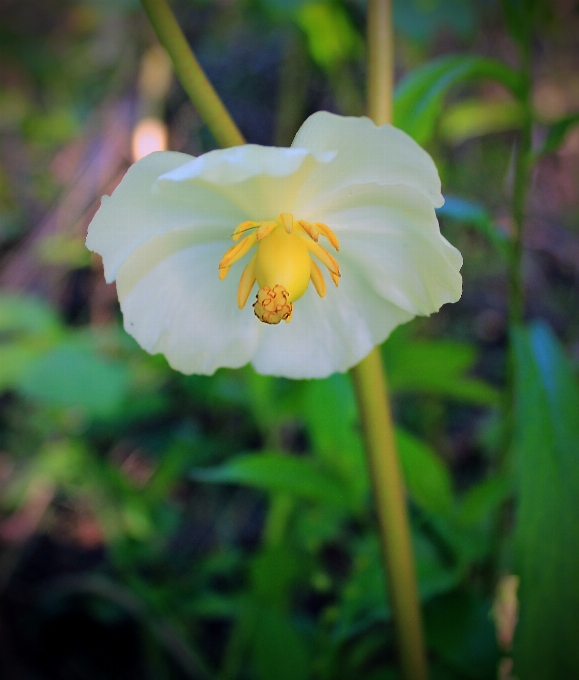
218;213;340;324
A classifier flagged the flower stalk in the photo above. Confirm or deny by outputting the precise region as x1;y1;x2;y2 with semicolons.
140;0;244;149
351;3;428;679
141;1;430;676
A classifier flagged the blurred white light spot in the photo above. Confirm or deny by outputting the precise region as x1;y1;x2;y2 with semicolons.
131;117;168;161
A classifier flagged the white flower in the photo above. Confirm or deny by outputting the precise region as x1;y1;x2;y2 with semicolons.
86;112;462;379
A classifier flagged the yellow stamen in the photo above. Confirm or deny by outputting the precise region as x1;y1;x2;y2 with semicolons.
256;221;276;240
219;265;230;281
313;222;340;251
280;213;293;234
330;271;340;287
237;253;257;309
219;232;257;269
298;220;319;242
304;239;341;277
309;258;326;298
232;221;257;241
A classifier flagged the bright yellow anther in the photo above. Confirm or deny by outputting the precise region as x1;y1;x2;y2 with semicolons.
304;239;341;277
219;232;257;269
237;253;257;309
233;221;256;241
314;222;340;251
256;221;276;240
330;271;340;287
280;213;293;234
219;265;230;281
309;259;326;298
298;220;319;242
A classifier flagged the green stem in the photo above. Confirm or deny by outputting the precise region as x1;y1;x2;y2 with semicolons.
350;3;428;679
351;352;428;680
140;0;244;149
141;0;427;676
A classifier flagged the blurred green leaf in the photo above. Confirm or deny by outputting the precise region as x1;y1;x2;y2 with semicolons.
0;293;61;337
538;113;579;155
252;605;311;680
511;322;579;679
424;591;499;679
457;474;512;526
384;331;500;405
18;344;130;417
193;453;353;508
302;374;368;508
440;98;522;143
394;55;522;145
437;196;509;257
295;2;361;70
396;428;454;515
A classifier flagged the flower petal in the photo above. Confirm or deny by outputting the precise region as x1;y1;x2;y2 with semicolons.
303;182;462;316
157;144;335;222
251;264;414;379
116;240;262;375
86;151;246;283
292;111;444;211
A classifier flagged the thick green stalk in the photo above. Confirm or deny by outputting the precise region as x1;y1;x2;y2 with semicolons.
140;0;244;149
350;2;428;679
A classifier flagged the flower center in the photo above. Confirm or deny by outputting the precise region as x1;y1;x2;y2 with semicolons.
218;213;340;325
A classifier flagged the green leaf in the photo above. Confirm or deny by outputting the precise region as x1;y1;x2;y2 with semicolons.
0;293;60;337
457;474;512;526
538;113;579;155
511;322;579;679
384;331;500;405
437;196;509;257
440;98;522;144
294;2;361;70
301;374;368;508
396;428;454;515
193;453;352;508
394;55;522;145
251;605;311;680
18;344;130;417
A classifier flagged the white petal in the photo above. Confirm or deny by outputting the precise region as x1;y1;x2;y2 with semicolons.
86;151;245;283
292;111;444;211
116;240;262;375
251;269;413;379
303;182;462;316
157;144;335;222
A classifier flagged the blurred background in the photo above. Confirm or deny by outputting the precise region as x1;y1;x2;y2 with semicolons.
1;0;579;678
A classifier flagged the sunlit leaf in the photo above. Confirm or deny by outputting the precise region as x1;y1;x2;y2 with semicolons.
394;55;522;145
440;98;522;143
511;322;579;679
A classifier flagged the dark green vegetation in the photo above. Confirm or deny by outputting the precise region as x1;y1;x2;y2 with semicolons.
1;1;579;678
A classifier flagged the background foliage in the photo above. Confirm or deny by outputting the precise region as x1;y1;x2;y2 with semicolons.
1;0;579;678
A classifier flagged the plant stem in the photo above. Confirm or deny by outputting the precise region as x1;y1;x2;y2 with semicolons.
141;0;427;676
140;0;244;149
350;3;428;679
